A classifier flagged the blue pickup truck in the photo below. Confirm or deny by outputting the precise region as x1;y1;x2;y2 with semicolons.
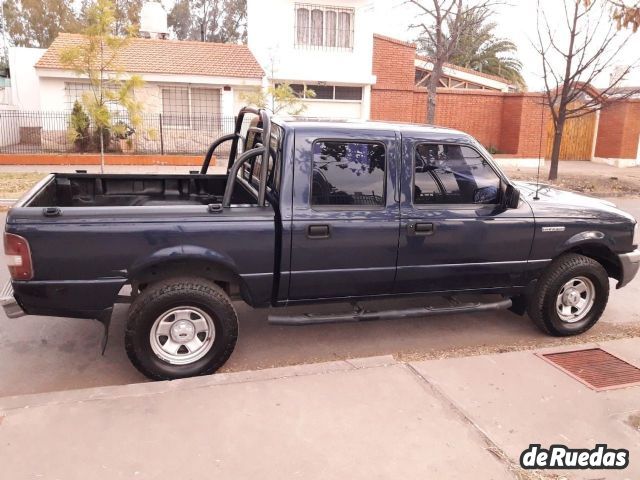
2;107;639;380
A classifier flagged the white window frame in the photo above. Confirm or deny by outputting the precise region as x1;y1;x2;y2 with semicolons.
294;3;354;50
161;85;221;129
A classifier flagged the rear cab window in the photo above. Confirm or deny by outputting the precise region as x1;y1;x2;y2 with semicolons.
311;140;386;208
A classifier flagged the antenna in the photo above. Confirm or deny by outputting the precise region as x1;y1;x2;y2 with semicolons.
534;98;545;201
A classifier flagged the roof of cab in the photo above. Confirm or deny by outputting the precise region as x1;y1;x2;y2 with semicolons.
272;117;471;140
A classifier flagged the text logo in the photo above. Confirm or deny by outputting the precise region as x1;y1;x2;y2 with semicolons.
520;444;629;470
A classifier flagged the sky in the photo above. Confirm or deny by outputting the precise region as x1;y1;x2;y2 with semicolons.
369;0;640;91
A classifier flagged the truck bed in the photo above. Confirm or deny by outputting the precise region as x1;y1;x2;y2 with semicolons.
23;173;257;208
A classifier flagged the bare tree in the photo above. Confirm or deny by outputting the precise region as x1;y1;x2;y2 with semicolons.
409;0;498;123
535;0;640;180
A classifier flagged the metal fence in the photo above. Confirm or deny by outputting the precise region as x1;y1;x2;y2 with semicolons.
0;111;237;155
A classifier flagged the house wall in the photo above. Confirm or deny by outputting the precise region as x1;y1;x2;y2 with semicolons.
247;0;375;119
8;47;46;110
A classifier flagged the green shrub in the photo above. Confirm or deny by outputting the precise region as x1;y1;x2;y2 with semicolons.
68;101;91;152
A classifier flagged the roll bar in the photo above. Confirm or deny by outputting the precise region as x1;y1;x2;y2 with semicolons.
220;107;273;207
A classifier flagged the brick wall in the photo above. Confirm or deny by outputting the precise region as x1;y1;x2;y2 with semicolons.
596;100;640;159
371;33;638;161
371;34;547;157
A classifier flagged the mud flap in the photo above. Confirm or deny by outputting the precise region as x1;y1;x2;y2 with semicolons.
96;307;113;355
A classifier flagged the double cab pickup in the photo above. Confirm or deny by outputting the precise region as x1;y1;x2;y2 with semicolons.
3;107;639;380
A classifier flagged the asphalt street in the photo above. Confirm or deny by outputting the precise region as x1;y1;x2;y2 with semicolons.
1;198;639;397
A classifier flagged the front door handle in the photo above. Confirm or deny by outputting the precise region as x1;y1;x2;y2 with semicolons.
407;222;435;236
307;224;331;239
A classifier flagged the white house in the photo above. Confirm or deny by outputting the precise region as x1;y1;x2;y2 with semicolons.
247;0;377;120
33;33;263;119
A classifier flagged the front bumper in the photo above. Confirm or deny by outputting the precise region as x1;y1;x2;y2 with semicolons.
617;249;640;288
1;281;26;319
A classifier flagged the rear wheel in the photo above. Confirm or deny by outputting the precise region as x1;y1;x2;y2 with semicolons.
125;277;238;380
527;253;609;336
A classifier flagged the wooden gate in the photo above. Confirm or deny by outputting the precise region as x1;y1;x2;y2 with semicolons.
546;107;598;161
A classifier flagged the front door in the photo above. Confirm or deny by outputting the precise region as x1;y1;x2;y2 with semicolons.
288;130;400;300
395;137;535;293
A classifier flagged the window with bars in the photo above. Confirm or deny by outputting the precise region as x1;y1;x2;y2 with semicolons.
161;86;221;127
295;4;354;50
64;82;125;112
282;83;363;101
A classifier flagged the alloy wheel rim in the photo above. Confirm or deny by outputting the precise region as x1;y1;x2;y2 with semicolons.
555;276;595;323
149;306;216;365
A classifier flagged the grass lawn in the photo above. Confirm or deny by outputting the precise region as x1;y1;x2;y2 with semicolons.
0;173;47;200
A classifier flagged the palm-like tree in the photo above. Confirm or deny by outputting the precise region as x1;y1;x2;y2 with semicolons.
419;9;526;91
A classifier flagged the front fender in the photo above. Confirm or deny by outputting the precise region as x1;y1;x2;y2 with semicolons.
559;231;615;253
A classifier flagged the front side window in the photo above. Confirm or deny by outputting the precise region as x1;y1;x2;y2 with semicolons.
312;141;385;207
414;144;501;205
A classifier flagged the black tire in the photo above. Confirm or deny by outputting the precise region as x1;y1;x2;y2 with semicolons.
527;253;609;336
125;277;238;380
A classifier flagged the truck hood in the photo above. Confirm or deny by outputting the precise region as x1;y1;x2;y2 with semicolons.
514;181;635;222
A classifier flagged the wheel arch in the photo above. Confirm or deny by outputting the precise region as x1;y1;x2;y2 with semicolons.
557;235;621;282
127;246;254;305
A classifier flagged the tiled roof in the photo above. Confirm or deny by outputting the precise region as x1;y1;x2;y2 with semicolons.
36;33;264;79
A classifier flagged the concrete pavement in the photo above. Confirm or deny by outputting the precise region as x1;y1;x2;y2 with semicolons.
2;342;639;479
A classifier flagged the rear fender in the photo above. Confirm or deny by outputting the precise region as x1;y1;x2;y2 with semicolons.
127;245;253;304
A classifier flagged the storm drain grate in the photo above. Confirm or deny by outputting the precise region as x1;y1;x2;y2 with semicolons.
540;348;640;391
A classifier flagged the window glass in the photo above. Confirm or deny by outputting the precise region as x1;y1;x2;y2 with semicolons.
310;9;324;46
296;8;309;45
325;11;337;47
335;86;363;100
337;12;352;48
310;85;334;99
162;87;190;127
312;141;385;207
414;144;500;205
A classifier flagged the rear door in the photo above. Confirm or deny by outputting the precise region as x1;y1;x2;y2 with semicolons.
287;128;400;300
395;136;535;293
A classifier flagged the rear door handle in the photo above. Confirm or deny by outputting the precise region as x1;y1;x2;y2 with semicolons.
407;222;434;236
307;224;330;239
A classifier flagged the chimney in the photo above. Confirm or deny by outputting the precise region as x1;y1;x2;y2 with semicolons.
140;1;168;39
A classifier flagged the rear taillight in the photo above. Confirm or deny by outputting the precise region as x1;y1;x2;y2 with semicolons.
4;233;33;280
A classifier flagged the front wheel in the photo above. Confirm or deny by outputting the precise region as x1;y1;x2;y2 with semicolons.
527;253;609;336
125;277;238;380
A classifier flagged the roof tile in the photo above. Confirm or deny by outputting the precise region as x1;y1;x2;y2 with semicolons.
36;33;264;79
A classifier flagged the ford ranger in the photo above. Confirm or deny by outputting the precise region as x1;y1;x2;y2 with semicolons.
2;107;639;380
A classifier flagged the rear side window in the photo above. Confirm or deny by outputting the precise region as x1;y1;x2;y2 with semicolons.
414;143;500;205
311;141;385;207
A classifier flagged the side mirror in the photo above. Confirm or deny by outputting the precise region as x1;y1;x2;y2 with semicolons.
473;186;499;204
504;184;520;209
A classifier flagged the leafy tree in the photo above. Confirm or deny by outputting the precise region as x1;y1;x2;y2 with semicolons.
168;0;246;43
422;8;525;90
59;0;144;171
68;100;91;152
2;0;80;48
241;83;315;115
80;0;143;36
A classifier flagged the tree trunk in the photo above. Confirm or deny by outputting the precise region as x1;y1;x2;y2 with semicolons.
548;122;564;181
99;127;105;174
426;59;445;124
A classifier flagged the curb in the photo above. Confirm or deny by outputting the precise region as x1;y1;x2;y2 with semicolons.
0;355;397;412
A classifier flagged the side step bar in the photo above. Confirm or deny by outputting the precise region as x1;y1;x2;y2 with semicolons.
268;298;512;326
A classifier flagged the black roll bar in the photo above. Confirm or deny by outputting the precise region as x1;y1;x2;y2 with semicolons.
200;133;236;174
222;146;266;207
224;106;273;207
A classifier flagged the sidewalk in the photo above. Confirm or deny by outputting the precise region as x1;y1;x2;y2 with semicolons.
1;340;639;479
